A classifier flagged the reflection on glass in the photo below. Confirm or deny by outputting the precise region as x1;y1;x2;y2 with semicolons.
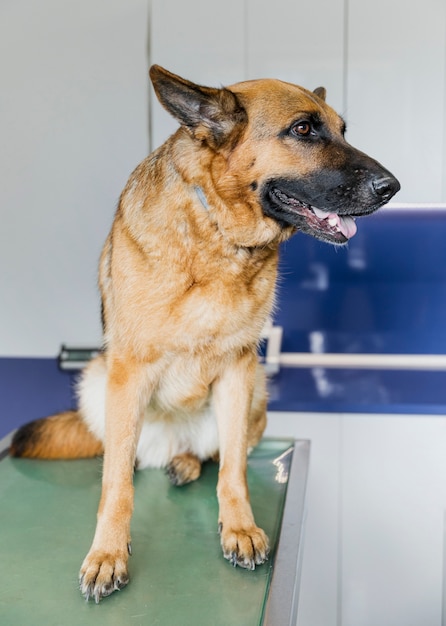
272;449;291;484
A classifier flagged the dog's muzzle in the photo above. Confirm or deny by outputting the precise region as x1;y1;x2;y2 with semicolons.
261;169;400;245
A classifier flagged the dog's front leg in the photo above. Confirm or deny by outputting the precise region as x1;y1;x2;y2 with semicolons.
79;354;149;602
213;350;269;569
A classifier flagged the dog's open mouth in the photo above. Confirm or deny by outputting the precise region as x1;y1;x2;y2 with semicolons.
267;187;357;244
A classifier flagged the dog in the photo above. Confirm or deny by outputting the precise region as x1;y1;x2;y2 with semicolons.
10;65;400;602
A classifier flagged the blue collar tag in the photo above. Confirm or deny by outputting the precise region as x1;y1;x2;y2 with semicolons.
194;186;209;211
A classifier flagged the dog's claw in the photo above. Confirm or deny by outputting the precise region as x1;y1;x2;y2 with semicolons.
114;575;129;591
229;550;260;570
79;550;130;602
80;572;129;603
220;525;270;570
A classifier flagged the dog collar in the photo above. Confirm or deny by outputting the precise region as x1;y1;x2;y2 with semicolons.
194;185;210;211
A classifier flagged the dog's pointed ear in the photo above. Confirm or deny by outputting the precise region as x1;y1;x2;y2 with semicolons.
149;65;247;148
313;86;326;101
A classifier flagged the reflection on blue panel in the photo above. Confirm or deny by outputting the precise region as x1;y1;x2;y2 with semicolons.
268;367;446;415
274;207;446;355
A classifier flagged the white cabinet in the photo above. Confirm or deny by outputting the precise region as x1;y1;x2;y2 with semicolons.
245;0;345;113
341;415;446;626
3;0;445;355
149;0;345;148
266;412;446;626
0;0;150;356
347;0;446;203
150;0;446;202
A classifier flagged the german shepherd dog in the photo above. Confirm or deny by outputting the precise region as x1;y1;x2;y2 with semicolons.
11;65;400;602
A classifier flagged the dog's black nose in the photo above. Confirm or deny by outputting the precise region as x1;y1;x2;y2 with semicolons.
371;175;400;201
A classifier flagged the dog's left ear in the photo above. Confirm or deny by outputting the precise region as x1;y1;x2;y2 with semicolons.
313;86;326;101
150;65;247;148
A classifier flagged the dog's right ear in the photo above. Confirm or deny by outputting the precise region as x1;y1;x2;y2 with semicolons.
149;65;247;149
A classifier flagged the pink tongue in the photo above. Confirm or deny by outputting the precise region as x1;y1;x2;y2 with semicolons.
313;208;357;239
338;215;357;239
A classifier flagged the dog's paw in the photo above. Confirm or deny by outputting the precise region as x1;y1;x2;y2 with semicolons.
79;547;130;603
219;523;270;570
167;453;201;486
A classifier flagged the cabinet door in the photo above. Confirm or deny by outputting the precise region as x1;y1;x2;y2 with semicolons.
0;0;150;356
246;0;345;114
347;0;446;202
341;415;446;626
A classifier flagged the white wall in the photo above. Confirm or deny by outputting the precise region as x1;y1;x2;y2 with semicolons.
0;0;149;356
2;0;445;356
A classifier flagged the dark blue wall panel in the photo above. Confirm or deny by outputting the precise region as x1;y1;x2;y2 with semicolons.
274;207;446;356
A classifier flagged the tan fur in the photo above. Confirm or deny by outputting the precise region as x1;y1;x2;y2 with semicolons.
167;452;202;485
11;65;399;602
9;411;103;459
78;70;289;601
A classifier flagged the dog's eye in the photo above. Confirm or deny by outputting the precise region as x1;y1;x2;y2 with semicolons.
291;121;312;137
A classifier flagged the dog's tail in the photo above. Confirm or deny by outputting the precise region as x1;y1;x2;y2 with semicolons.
9;411;104;460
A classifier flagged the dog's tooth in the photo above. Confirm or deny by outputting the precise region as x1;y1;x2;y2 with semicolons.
312;207;328;219
328;216;338;226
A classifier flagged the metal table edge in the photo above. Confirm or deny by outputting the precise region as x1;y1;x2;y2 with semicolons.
262;439;311;626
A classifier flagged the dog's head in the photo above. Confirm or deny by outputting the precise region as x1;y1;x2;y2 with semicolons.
150;65;400;246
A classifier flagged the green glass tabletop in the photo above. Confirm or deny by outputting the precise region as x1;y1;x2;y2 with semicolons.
0;438;298;626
